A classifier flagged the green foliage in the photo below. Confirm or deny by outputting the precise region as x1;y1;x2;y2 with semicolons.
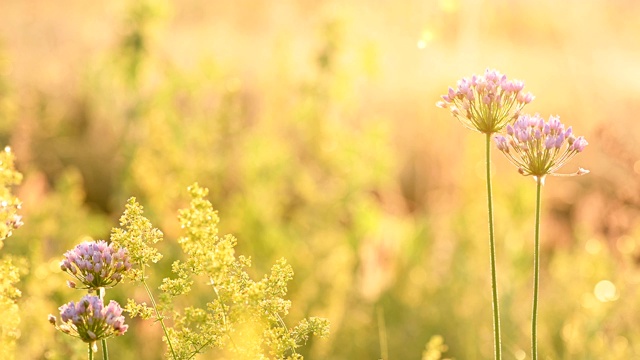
422;335;450;360
0;146;22;360
118;184;329;359
111;198;164;282
0;147;22;245
0;256;24;360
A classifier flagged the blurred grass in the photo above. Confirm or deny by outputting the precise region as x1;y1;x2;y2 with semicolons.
1;0;640;358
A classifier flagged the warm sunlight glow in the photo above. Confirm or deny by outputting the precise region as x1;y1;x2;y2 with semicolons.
417;30;434;49
439;0;458;13
1;0;638;358
585;238;602;254
594;280;619;302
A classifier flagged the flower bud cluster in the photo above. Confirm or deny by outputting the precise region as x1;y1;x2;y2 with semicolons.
494;114;588;181
49;295;128;344
60;240;131;289
5;214;23;231
437;68;534;134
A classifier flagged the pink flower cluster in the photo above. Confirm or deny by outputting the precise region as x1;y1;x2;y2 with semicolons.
5;214;23;231
60;240;131;289
494;114;588;181
437;69;534;133
50;295;128;343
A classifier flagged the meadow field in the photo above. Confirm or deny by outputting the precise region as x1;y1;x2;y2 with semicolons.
1;0;640;359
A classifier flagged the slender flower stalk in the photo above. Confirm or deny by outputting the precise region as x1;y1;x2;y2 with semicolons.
438;69;533;359
140;267;178;358
494;113;588;359
102;338;109;360
98;287;110;360
532;178;542;360
485;133;501;360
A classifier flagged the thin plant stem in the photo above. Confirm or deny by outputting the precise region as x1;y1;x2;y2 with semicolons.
532;178;543;360
101;339;108;360
140;266;178;359
377;305;388;360
485;133;502;360
211;280;239;352
89;343;94;360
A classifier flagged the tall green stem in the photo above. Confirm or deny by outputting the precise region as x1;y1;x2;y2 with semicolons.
101;339;108;360
88;343;94;360
95;288;109;360
142;281;176;358
141;267;177;359
377;305;388;360
485;133;502;360
532;178;542;360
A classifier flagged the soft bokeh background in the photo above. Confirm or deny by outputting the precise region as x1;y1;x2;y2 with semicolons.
1;0;640;359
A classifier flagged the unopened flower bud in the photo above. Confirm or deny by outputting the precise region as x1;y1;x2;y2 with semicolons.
494;135;509;152
571;137;588;152
59;324;71;333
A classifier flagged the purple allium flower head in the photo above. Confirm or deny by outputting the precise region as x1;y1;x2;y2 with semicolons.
52;295;128;344
60;240;131;290
494;113;589;183
436;68;535;134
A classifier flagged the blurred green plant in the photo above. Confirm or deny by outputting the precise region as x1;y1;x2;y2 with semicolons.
422;335;451;360
103;9;398;358
0;147;22;243
0;146;23;360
